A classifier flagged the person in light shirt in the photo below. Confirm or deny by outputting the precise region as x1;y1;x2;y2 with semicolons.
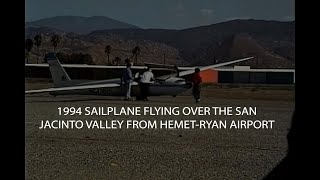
139;67;155;101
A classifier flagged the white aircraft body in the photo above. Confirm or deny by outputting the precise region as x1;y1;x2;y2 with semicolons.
25;53;253;97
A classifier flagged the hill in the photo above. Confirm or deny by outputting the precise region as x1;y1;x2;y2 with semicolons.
26;16;140;34
89;19;295;68
25;27;186;66
25;19;295;68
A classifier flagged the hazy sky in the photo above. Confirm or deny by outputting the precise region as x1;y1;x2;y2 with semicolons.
25;0;295;29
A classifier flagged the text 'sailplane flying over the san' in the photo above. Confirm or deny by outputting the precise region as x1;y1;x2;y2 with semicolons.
25;53;253;97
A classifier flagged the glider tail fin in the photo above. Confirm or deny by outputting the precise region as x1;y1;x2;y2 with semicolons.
45;53;71;87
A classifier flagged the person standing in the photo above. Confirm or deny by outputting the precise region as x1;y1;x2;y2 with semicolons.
191;68;202;102
122;61;134;100
139;67;154;101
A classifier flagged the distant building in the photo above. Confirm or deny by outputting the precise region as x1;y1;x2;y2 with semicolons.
196;66;295;84
25;64;295;84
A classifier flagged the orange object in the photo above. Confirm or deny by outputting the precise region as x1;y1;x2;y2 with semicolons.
199;69;218;83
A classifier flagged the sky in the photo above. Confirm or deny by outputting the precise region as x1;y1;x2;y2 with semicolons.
25;0;295;29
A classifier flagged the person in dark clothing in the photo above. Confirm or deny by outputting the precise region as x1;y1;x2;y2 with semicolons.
121;61;133;100
191;68;202;102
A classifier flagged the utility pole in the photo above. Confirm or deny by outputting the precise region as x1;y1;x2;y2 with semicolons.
163;53;166;64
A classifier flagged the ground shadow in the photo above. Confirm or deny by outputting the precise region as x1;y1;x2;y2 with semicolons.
263;110;305;179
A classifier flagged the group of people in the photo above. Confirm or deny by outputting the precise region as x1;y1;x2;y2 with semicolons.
121;60;202;102
121;60;154;101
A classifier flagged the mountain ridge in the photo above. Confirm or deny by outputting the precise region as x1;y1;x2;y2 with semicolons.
25;19;295;68
26;16;141;34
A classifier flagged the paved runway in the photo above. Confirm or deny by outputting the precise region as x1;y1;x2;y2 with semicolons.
25;84;294;179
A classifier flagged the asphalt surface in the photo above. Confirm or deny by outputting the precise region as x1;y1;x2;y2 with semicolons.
25;83;295;180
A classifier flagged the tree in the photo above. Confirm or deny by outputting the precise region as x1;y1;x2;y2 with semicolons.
82;54;94;65
51;34;60;53
34;34;42;63
25;38;34;63
56;52;70;64
113;57;121;66
57;52;94;65
105;45;112;65
132;46;141;64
